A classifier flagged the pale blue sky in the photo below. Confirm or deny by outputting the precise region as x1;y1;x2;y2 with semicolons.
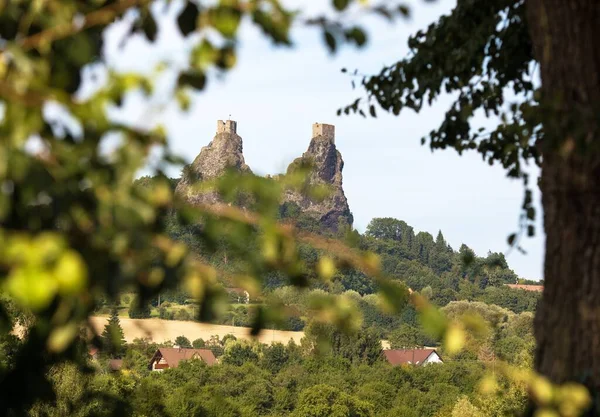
100;0;544;280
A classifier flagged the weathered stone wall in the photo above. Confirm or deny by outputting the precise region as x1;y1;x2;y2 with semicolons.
312;123;335;142
283;122;353;230
216;120;237;134
176;119;249;206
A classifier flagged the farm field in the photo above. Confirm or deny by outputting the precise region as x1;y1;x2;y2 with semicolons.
89;316;304;345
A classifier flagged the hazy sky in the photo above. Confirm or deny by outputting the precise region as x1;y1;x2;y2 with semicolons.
101;0;544;280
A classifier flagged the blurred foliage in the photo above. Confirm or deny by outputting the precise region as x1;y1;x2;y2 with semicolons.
0;0;416;413
341;0;539;253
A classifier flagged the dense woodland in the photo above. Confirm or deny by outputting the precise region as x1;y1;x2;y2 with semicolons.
147;183;540;340
22;298;533;417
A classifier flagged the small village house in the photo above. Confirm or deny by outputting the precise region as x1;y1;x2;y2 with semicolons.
88;347;99;360
149;348;217;371
383;349;443;366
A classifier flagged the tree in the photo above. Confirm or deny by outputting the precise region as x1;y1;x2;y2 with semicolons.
345;0;600;400
220;340;259;366
450;396;484;417
101;308;126;358
192;338;205;349
174;336;192;349
366;218;413;242
128;299;151;319
292;384;373;417
261;343;289;374
389;324;430;349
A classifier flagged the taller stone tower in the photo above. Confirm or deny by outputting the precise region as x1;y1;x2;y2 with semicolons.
217;120;237;134
312;123;335;142
281;123;353;230
175;120;251;206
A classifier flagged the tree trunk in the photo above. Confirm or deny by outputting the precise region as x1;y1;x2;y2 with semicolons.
526;0;600;403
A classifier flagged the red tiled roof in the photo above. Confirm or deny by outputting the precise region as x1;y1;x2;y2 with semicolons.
383;349;438;365
506;284;543;292
155;348;217;367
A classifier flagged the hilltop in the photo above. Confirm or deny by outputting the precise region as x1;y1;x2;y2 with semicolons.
175;120;353;231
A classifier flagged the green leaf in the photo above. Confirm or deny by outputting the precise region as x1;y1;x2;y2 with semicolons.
345;27;367;47
369;105;377;118
377;279;410;314
419;304;447;339
216;46;237;70
333;0;351;11
142;12;158;42
177;71;207;90
212;7;242;39
177;1;200;36
324;30;336;54
191;39;218;70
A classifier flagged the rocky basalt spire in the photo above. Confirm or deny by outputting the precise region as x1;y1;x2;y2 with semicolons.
282;123;353;230
176;120;353;231
175;120;251;206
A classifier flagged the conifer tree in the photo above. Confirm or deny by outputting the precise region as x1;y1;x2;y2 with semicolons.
101;308;126;358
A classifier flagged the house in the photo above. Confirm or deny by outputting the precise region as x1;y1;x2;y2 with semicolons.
506;284;543;292
383;349;443;366
149;348;217;371
88;347;99;360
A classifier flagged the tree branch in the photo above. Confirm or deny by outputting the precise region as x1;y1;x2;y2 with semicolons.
16;0;151;52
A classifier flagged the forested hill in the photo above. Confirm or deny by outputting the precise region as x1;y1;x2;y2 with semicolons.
136;174;538;313
133;119;538;325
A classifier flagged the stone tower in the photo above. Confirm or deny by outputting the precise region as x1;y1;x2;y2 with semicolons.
217;120;237;134
282;122;353;230
312;123;335;143
175;119;250;206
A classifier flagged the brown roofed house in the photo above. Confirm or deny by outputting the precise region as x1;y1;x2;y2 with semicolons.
149;348;217;371
383;349;443;366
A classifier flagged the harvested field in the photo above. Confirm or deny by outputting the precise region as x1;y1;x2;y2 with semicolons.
89;317;304;345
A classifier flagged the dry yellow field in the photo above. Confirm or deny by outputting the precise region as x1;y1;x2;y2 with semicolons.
89;316;304;345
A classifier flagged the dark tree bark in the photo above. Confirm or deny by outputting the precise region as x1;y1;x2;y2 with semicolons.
526;0;600;404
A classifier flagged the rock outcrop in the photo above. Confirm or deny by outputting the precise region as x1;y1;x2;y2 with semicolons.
175;120;251;206
282;123;353;230
176;120;353;231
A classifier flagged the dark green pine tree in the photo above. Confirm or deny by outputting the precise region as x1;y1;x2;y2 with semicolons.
102;308;126;358
431;231;452;274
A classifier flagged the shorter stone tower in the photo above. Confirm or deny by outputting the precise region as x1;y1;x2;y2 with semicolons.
312;123;335;142
217;120;237;134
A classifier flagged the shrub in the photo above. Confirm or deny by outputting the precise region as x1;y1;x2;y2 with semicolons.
128;298;151;319
159;307;174;320
174;309;191;321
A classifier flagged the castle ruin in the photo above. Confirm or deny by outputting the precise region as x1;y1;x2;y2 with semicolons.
176;119;352;230
217;120;237;134
312;123;335;142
